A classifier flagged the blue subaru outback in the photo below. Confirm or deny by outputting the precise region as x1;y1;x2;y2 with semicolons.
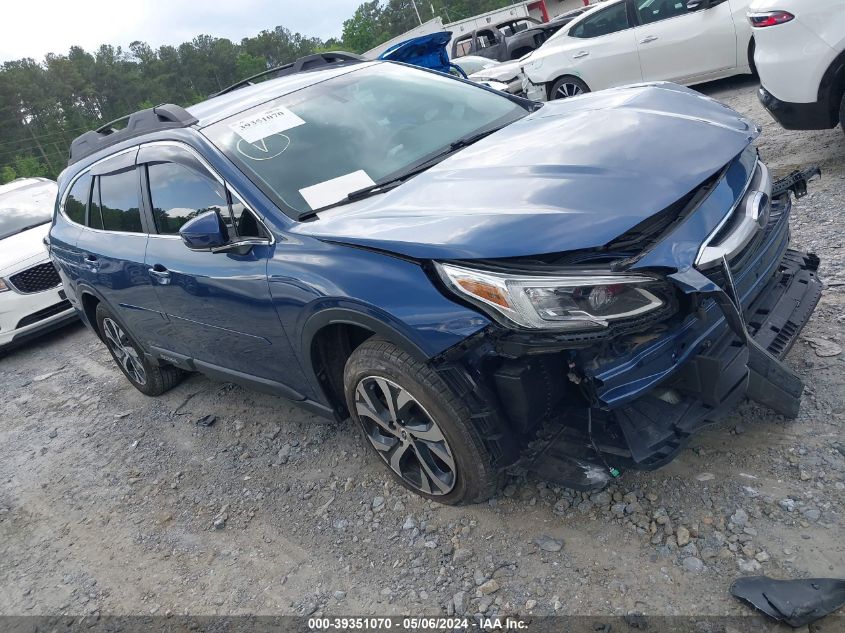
49;54;822;504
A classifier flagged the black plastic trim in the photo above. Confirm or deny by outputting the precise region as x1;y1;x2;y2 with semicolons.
758;86;838;130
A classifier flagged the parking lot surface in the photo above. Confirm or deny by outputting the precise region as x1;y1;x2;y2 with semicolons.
1;76;843;620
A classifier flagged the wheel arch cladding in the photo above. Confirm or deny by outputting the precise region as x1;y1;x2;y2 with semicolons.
80;292;102;337
268;240;491;409
820;49;845;122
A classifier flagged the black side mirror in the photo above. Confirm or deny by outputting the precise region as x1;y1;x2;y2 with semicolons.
179;211;228;250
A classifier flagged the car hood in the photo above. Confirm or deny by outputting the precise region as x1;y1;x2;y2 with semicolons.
293;83;758;261
0;223;50;274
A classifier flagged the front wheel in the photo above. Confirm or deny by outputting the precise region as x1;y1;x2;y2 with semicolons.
95;303;184;396
550;75;590;100
343;338;503;504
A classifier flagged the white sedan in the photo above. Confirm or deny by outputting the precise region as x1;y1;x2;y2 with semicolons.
0;178;77;351
521;0;756;101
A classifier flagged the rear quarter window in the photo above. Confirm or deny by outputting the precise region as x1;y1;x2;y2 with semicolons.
64;174;91;225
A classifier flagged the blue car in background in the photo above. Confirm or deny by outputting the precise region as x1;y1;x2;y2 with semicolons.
378;31;467;77
49;54;822;504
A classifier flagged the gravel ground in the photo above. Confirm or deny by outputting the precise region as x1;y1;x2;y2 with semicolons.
1;76;843;623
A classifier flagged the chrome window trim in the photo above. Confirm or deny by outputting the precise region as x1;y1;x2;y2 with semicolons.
58;139;274;245
695;160;772;270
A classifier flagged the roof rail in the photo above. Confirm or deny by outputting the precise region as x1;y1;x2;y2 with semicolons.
68;103;198;166
213;51;365;97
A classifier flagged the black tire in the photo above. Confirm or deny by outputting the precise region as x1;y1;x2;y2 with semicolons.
344;338;503;504
840;90;845;136
95;303;183;396
549;75;590;100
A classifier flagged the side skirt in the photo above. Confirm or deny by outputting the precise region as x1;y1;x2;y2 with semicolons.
147;346;336;420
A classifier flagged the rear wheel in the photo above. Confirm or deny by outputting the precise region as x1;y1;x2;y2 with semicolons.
343;338;503;504
95;303;183;396
550;75;590;100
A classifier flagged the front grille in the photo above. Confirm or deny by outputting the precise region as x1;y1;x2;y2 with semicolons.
704;195;790;314
9;262;61;294
16;299;72;329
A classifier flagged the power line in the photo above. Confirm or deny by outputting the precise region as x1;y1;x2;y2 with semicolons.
0;125;90;149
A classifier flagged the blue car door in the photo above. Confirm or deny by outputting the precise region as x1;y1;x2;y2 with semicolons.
138;142;305;392
72;149;167;341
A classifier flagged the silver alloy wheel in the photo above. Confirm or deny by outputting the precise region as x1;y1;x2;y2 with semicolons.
102;317;147;386
555;82;583;99
354;376;456;495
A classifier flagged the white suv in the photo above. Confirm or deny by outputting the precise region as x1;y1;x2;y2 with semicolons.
749;0;845;133
0;178;77;351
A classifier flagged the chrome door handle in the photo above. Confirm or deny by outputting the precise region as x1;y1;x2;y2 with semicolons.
148;265;171;284
572;51;590;59
639;35;658;43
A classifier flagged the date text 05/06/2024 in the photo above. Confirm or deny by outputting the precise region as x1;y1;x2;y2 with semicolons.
307;617;530;630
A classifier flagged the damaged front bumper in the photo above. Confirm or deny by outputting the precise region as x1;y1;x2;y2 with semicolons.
435;166;823;491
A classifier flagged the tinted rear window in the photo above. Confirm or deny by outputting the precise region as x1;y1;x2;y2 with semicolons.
96;170;142;233
64;174;90;225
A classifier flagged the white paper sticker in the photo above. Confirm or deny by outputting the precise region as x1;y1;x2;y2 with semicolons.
299;170;376;210
229;106;305;143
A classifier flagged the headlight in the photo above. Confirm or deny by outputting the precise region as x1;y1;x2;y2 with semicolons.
0;279;9;292
436;263;667;331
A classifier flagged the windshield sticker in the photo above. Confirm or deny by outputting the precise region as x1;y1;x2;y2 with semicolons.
229;106;305;143
236;133;291;161
299;170;376;210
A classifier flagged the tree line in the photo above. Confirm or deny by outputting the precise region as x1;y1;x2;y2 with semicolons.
0;0;516;184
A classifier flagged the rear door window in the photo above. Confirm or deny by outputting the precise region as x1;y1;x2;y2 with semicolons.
95;169;142;233
571;2;631;38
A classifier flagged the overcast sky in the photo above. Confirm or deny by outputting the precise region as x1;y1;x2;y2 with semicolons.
2;0;364;63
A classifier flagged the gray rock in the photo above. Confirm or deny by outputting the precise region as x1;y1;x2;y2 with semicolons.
333;591;346;600
453;548;473;564
47;428;58;439
738;558;762;573
402;516;417;530
681;557;704;573
730;508;749;527
779;498;796;512
535;535;564;552
479;579;500;594
676;525;691;547
452;591;466;615
372;496;385;511
802;507;821;522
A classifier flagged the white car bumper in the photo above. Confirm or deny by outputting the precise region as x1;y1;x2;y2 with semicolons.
0;259;77;349
521;74;547;102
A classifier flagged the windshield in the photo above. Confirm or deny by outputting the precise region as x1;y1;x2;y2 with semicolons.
203;63;529;217
0;179;57;240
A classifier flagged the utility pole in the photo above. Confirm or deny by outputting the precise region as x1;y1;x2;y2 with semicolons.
410;0;423;24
